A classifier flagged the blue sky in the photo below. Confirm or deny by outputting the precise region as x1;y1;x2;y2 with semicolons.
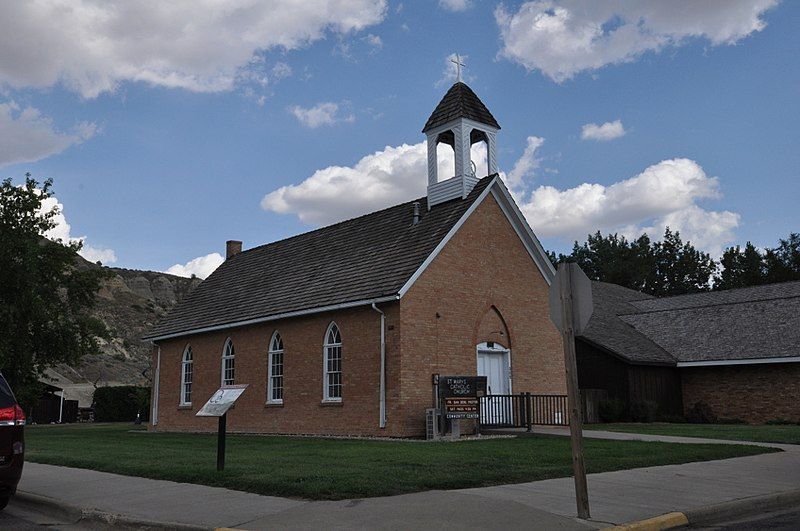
1;1;797;277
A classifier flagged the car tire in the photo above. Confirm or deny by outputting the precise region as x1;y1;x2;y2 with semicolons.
0;497;9;511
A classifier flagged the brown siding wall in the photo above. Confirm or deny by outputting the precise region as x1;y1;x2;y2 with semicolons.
682;363;800;424
399;194;565;436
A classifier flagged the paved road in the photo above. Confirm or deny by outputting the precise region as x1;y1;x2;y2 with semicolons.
693;506;800;530
0;497;97;530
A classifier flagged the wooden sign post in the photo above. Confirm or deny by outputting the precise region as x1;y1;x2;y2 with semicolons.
549;262;592;520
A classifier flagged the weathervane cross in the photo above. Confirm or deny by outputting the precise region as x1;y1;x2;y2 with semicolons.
450;54;465;82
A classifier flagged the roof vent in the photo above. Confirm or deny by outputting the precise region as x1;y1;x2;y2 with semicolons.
412;202;421;225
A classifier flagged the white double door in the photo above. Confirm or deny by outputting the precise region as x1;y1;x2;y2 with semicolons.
477;344;511;424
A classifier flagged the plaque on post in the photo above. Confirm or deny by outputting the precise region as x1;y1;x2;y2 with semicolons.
196;384;248;470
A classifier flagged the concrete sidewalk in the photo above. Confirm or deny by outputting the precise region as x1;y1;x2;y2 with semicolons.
16;433;800;530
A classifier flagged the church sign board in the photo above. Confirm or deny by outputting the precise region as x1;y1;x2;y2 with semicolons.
438;375;487;419
196;384;248;417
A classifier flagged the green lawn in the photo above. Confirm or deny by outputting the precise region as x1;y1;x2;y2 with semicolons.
587;423;800;445
25;424;777;500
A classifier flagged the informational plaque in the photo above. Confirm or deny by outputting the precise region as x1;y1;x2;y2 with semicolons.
438;376;487;419
196;384;248;417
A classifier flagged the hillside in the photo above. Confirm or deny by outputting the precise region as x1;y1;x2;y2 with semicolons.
53;257;202;389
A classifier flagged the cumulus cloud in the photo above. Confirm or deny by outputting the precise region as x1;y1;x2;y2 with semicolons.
262;141;490;225
517;158;740;256
581;120;626;141
39;194;117;264
0;1;387;98
263;139;739;256
289;102;355;128
0;102;97;167
166;253;225;279
440;0;472;12
495;0;777;82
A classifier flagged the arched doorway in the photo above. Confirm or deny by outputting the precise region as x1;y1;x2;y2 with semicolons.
476;341;511;396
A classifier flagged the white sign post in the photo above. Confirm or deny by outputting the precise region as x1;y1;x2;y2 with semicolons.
549;262;593;520
196;384;248;471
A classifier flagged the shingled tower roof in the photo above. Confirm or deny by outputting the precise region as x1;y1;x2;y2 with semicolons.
422;81;501;133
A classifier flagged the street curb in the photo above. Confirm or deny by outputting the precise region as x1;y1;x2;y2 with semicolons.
683;488;800;526
606;488;800;530
606;512;688;530
14;491;210;530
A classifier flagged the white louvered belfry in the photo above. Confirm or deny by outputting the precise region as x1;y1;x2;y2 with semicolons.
423;81;500;209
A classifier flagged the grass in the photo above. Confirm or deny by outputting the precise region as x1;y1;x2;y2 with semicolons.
587;423;800;445
25;423;777;500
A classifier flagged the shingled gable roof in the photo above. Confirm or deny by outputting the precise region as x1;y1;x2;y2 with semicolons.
581;280;800;366
422;81;501;133
144;174;552;341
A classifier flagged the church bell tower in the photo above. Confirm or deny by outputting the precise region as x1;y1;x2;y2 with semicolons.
422;78;500;209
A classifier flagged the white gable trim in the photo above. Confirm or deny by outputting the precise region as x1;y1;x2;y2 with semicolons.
489;178;556;284
397;176;554;297
676;356;800;367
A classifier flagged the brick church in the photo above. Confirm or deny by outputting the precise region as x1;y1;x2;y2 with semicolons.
144;81;566;437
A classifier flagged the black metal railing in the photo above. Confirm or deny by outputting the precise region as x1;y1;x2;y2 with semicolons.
478;393;568;429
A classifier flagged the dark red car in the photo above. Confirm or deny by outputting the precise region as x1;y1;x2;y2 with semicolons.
0;373;24;511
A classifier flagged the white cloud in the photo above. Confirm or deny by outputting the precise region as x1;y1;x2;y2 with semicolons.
581;120;626;141
363;33;383;52
264;138;740;255
440;0;471;12
290;102;354;128
518;158;740;255
0;1;387;98
271;62;293;81
39;194;117;264
506;136;544;192
0;101;97;167
166;253;225;279
495;0;777;82
262;141;491;225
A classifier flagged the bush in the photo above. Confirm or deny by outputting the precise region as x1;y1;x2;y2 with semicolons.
656;414;687;423
598;398;626;422
716;417;746;425
629;400;659;423
93;386;150;422
686;401;717;424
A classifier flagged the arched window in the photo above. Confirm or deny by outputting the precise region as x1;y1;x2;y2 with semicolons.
180;346;193;405
323;323;342;401
221;339;235;386
267;332;284;404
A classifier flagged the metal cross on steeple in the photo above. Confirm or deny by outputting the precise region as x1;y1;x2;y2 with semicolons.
450;54;465;82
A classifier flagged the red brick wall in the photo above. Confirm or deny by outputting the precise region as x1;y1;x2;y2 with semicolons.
682;363;800;424
151;303;404;436
398;194;565;435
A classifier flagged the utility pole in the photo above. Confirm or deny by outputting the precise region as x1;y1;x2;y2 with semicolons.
554;262;591;519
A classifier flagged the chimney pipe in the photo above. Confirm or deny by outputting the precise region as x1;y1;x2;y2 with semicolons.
226;240;242;260
412;202;421;225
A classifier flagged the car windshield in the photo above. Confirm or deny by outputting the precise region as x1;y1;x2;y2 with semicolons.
0;375;16;408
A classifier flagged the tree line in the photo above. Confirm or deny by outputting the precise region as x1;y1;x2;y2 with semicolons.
550;229;800;296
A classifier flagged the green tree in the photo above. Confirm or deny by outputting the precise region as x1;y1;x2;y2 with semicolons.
555;228;715;296
764;233;800;284
0;175;108;406
714;242;766;290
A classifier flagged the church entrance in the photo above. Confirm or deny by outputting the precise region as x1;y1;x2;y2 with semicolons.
477;342;511;424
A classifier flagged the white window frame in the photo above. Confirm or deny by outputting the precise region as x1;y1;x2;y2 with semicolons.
267;332;284;404
180;345;193;406
221;338;235;386
322;322;342;402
